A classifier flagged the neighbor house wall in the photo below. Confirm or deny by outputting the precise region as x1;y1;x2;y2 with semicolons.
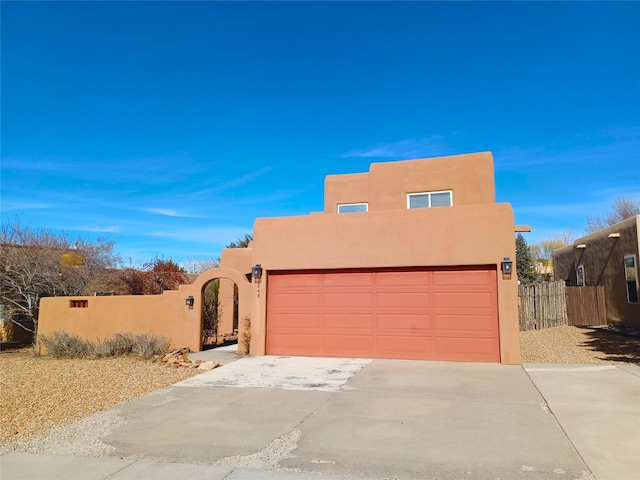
247;202;521;364
554;216;640;328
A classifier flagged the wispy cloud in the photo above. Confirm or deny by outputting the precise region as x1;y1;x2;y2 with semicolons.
142;208;206;219
149;227;251;244
0;201;56;211
495;127;640;171
74;225;122;233
2;152;207;185
341;136;451;159
192;167;272;195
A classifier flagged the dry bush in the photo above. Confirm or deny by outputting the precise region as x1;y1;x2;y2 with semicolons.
131;333;170;358
95;332;137;357
38;330;96;358
38;330;170;359
240;315;251;355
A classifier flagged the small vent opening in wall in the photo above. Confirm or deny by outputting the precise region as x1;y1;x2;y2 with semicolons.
70;300;88;308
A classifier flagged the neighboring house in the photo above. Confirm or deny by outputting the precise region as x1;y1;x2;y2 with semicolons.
553;216;640;329
38;152;523;364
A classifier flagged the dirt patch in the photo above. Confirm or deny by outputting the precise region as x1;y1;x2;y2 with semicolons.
520;325;640;364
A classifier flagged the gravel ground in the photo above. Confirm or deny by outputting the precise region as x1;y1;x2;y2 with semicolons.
520;325;640;364
0;349;199;452
1;326;638;455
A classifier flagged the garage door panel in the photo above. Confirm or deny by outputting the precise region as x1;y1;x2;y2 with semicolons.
433;314;497;332
324;313;374;329
434;292;494;309
323;335;374;357
270;273;321;288
433;270;493;286
375;271;430;286
434;336;499;362
268;334;322;355
376;292;430;308
268;313;321;329
322;272;373;287
323;292;373;308
376;314;431;331
269;293;321;309
376;335;433;358
267;268;499;362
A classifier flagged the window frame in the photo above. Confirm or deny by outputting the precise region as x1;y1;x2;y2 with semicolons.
337;202;368;214
406;190;453;209
576;265;585;287
624;254;639;304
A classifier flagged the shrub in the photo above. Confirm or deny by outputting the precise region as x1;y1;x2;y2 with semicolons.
38;330;170;359
239;315;251;355
131;333;170;359
96;332;136;357
39;330;96;358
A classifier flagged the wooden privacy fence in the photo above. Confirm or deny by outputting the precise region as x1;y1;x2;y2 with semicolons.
565;285;607;327
518;281;606;331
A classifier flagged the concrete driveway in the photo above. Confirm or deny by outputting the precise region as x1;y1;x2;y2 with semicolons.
2;352;639;480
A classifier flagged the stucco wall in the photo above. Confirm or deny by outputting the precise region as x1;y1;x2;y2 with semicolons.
218;247;254;335
248;202;521;364
37;267;253;353
324;152;496;213
554;216;640;327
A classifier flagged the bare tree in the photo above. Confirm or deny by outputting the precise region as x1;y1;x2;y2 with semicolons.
1;219;120;335
586;197;640;233
530;231;573;263
182;257;220;274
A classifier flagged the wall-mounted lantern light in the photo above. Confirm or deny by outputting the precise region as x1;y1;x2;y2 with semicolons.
501;257;513;274
185;296;194;309
252;264;263;283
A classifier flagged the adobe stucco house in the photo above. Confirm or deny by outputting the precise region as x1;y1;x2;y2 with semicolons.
38;152;522;364
220;151;522;364
553;215;640;329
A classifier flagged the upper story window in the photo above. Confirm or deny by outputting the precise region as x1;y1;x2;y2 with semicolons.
407;190;453;209
338;203;368;214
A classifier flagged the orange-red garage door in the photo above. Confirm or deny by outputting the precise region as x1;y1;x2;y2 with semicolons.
266;267;500;362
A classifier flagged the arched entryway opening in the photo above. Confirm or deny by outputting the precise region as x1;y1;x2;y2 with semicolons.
188;267;252;353
201;277;241;350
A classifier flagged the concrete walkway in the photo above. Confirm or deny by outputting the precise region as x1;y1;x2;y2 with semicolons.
2;355;639;480
524;363;640;480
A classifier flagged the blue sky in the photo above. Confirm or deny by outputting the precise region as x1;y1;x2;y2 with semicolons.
2;1;639;267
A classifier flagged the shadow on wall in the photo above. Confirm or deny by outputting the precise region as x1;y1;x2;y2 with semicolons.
578;327;640;364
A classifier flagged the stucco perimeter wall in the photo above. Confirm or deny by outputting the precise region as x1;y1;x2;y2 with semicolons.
554;216;640;328
324;152;496;213
218;247;254;335
38;267;252;353
251;202;521;364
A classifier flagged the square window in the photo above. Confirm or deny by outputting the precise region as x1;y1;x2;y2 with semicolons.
408;194;430;209
407;190;452;209
431;191;452;207
337;203;368;214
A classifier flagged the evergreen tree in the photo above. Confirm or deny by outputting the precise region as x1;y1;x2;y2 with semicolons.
515;233;541;285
